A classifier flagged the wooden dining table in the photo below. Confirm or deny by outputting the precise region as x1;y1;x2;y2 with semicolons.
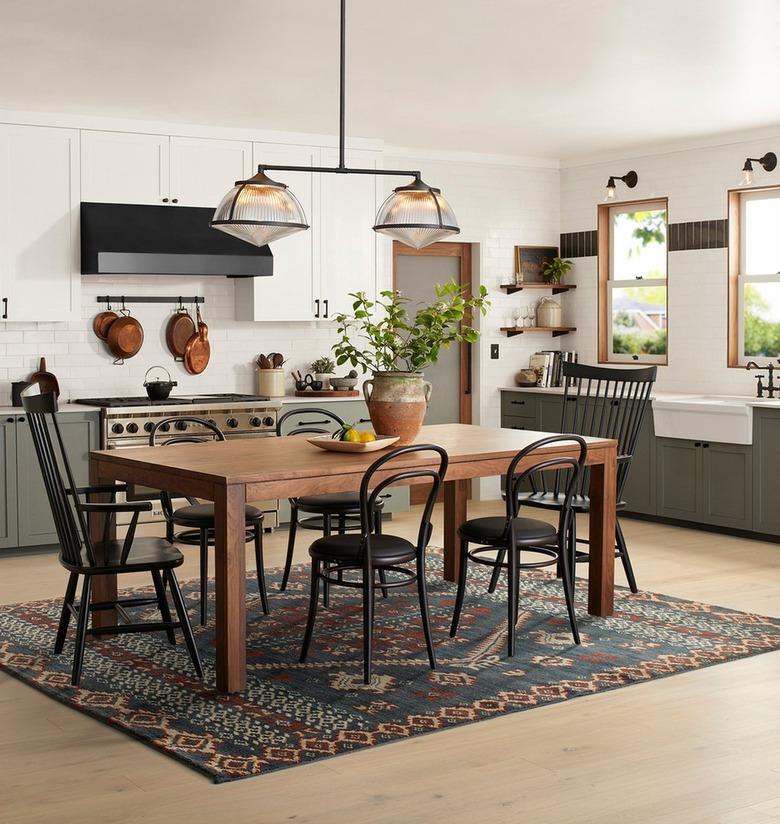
88;423;617;694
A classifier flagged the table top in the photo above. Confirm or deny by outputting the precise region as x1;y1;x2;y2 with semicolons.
92;423;616;487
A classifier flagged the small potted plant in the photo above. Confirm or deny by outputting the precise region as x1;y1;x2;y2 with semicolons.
311;356;337;389
333;281;489;443
542;256;573;284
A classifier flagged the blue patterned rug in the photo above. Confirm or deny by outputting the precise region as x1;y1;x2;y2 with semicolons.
1;551;779;783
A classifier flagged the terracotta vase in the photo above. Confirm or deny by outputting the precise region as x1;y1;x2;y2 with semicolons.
363;371;432;444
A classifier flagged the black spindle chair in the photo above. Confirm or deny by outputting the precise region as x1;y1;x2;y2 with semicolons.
21;392;202;686
490;362;656;595
276;407;387;604
300;444;449;684
149;417;268;624
451;435;588;656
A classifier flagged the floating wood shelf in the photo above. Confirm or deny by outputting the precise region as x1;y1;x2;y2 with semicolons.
499;283;576;295
500;326;576;338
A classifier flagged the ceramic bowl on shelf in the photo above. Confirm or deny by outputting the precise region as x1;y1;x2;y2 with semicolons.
307;434;400;453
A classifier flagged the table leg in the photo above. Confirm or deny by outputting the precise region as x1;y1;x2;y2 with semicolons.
214;483;247;693
89;458;117;629
443;479;468;582
587;448;617;616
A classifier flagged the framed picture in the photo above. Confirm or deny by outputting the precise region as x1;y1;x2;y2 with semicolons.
514;245;558;284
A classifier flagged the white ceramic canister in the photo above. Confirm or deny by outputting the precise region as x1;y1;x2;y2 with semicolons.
257;368;285;397
536;296;562;327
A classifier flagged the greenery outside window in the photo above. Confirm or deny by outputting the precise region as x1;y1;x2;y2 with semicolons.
599;199;668;364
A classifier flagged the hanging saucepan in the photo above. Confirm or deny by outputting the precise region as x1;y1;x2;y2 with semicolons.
106;305;144;364
165;302;196;362
144;365;178;401
92;308;119;341
183;305;210;375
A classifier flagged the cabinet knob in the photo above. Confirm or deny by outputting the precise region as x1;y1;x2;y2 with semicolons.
162;197;169;203
17;416;24;423
6;417;13;423
171;198;178;204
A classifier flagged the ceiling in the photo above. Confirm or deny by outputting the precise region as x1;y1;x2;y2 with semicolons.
2;0;779;162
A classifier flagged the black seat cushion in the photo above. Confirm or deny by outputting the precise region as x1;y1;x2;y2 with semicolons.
518;492;626;512
171;502;264;527
459;516;557;545
66;537;184;573
309;533;416;566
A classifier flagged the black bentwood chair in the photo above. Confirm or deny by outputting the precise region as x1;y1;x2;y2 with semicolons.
149;417;268;624
276;407;387;603
450;435;588;656
490;362;657;595
300;444;449;684
21;392;202;686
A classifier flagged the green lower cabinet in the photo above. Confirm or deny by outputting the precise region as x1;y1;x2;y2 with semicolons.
656;438;702;522
0;418;18;549
621;412;656;516
753;408;780;535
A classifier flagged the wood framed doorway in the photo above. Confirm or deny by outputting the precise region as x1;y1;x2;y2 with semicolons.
392;240;474;503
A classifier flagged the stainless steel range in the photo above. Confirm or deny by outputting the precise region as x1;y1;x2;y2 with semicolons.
74;393;282;527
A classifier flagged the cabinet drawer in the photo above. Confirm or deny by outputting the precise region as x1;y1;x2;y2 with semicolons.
502;414;535;432
501;393;539;419
281;401;368;429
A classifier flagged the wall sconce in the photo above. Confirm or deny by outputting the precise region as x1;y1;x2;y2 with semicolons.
741;152;777;185
604;170;638;200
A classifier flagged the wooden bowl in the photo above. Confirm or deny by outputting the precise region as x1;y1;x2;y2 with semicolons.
307;434;400;453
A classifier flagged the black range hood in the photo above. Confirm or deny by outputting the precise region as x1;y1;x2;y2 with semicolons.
80;202;273;278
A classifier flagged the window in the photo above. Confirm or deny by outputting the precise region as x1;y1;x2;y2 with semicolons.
598;199;668;364
728;188;780;366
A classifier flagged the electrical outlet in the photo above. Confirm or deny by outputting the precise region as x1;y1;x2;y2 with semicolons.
490;343;499;360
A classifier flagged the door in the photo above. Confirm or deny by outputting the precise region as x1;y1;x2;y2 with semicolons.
702;442;752;530
15;411;100;548
656;438;701;522
169;136;253;207
0;124;80;321
319;148;378;318
81;130;170;205
0;417;17;549
234;143;319;322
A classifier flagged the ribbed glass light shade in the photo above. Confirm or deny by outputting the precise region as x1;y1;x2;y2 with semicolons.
211;171;309;247
373;180;460;249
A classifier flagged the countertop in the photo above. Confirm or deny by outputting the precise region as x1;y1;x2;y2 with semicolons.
0;402;101;415
499;386;780;408
280;394;364;405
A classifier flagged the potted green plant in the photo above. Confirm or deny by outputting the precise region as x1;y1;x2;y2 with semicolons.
332;281;489;442
310;356;337;389
542;256;573;284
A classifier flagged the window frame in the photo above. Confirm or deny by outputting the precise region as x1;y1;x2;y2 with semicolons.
728;186;780;367
597;197;669;365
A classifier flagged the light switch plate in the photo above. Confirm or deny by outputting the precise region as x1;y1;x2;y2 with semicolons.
490;344;499;359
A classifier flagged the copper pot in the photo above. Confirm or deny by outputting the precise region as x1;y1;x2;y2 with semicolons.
106;312;144;362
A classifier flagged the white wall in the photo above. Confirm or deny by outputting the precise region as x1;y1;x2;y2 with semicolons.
561;134;780;395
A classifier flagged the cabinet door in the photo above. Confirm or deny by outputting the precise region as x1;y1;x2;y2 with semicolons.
15;412;100;548
319;148;378;318
169;136;252;208
234;143;319;322
81;130;170;205
539;396;563;432
0;418;18;549
656;438;701;522
0;124;80;322
701;442;752;530
621;409;656;515
753;409;780;535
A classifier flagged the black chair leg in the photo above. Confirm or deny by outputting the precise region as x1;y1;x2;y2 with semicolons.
416;555;436;670
450;538;469;637
54;572;78;654
378;568;389;599
616;518;638;593
152;569;176;645
322;514;332;608
254;523;270;614
71;575;92;686
280;505;298;591
362;563;375;685
559;532;581;645
299;560;321;663
168;569;204;679
569;513;578;593
507;544;518;657
488;549;504;593
198;527;209;625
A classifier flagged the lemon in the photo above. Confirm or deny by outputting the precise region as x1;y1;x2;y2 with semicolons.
342;426;362;443
360;431;377;443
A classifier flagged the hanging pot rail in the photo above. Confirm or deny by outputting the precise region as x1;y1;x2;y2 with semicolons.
96;296;205;305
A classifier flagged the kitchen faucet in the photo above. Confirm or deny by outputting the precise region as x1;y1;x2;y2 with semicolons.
746;360;780;398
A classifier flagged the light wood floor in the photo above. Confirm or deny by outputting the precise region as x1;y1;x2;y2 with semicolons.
1;502;780;824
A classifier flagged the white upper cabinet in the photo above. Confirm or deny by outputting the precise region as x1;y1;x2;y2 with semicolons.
0;124;80;322
234;143;319;322
318;147;378;318
169;136;252;208
81;130;169;205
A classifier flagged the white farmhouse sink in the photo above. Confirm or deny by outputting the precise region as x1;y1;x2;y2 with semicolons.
652;395;757;444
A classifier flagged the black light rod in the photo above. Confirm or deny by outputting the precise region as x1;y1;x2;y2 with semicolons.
258;164;422;178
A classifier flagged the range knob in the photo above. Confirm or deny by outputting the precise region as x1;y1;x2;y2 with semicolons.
159;422;171;433
175;420;188;431
262;416;275;427
226;417;239;429
111;423;125;435
249;416;262;427
126;422;139;434
144;422;154;433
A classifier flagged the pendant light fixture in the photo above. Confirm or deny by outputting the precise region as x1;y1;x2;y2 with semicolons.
211;0;459;250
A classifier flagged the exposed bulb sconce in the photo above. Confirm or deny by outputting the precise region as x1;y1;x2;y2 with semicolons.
604;170;638;200
741;152;777;186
